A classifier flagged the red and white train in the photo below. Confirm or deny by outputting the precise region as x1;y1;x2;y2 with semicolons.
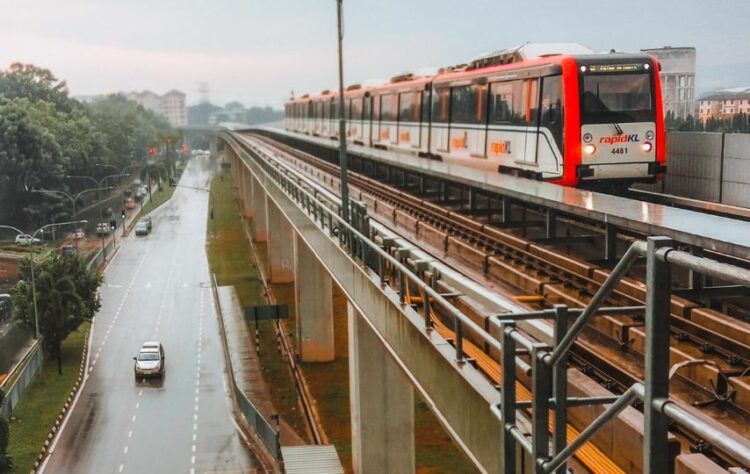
285;43;666;188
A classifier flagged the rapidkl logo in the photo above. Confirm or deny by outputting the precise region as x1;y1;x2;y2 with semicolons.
600;134;640;145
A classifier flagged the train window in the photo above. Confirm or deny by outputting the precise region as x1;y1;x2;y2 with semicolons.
364;96;372;121
399;92;413;122
489;82;514;123
373;95;381;121
490;80;535;125
581;73;653;124
432;88;450;123
332;100;339;120
381;93;397;122
450;85;486;125
352;98;363;121
540;75;564;151
523;79;539;125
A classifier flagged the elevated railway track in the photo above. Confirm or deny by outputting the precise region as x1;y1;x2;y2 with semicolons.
223;129;750;472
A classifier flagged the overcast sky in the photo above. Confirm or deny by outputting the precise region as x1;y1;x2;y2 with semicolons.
2;0;749;108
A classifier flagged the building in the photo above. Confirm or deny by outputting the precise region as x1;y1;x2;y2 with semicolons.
162;90;187;127
125;90;187;127
641;46;696;119
697;87;750;122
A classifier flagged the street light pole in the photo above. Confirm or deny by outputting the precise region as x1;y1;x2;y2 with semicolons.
0;220;88;340
336;0;350;223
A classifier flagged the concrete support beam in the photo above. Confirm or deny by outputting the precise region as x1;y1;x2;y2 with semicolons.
241;167;254;219
349;303;415;473
293;234;334;361
266;200;294;283
252;176;268;242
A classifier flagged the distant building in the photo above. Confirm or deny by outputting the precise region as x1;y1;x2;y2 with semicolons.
641;46;696;119
697;87;750;121
125;90;187;127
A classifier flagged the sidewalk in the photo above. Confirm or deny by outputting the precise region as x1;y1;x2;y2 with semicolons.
217;285;305;447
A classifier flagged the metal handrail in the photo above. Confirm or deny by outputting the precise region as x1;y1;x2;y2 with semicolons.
221;131;750;472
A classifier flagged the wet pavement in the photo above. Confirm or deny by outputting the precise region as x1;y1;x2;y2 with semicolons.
42;157;258;473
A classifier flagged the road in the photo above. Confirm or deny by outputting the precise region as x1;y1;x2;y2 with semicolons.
42;157;258;473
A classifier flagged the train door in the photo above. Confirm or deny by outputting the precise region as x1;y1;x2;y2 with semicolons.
537;75;564;177
363;96;371;145
430;87;450;154
522;78;540;164
472;83;488;157
420;88;431;153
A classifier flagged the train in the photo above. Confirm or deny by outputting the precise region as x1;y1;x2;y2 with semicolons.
285;43;666;188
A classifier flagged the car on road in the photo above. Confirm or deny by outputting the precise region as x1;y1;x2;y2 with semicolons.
133;341;165;378
96;222;111;236
134;220;150;236
72;228;85;240
14;234;40;246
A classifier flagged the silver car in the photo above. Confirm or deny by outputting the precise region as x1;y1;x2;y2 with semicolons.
133;341;165;378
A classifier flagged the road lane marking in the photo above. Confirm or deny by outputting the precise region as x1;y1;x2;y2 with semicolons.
132;415;136;423
118;464;124;472
128;430;132;438
123;446;128;454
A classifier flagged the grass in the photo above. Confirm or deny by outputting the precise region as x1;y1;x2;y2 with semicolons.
134;165;186;221
7;321;89;473
207;169;475;472
206;172;308;439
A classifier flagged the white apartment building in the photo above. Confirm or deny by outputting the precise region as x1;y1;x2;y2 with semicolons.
125;90;187;127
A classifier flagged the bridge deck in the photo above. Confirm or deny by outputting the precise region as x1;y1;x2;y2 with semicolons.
248;126;750;260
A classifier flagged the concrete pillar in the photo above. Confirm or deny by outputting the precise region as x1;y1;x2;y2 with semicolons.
242;168;254;219
252;177;268;242
266;200;294;283
294;234;334;361
348;303;415;473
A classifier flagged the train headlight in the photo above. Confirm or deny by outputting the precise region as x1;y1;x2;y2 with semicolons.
580;65;587;72
641;141;653;153
645;130;655;140
644;63;651;70
583;133;593;143
583;144;596;155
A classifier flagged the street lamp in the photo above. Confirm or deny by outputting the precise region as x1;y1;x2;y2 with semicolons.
31;186;113;221
66;174;129;198
95;163;138;186
0;220;88;340
336;0;350;223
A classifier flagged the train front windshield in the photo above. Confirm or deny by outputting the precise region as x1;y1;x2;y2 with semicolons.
581;73;654;124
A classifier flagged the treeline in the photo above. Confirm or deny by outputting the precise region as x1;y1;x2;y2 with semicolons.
0;63;174;228
666;110;750;133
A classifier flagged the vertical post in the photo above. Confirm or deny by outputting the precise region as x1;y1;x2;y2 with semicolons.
605;224;617;261
546;210;557;239
336;0;350;223
500;322;516;473
501;197;510;225
454;317;464;363
532;344;551;473
644;236;672;473
30;250;40;340
553;305;568;474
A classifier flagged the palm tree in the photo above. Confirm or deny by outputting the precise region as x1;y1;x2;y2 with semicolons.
140;161;167;202
35;270;82;374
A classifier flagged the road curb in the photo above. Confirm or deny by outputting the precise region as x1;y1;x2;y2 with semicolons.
33;320;93;473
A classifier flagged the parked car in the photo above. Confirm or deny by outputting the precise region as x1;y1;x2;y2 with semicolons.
133;341;165;378
60;244;76;256
141;216;152;230
0;294;11;320
96;222;111;236
72;228;85;240
15;234;40;246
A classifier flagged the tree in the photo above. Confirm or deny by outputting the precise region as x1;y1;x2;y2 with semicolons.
11;255;102;374
0;389;11;472
141;161;167;201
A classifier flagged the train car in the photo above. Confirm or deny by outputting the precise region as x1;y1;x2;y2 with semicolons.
286;43;666;188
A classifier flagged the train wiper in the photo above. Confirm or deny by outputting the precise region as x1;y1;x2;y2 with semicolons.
613;123;624;135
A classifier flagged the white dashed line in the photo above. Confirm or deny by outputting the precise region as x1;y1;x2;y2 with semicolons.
123;446;128;454
118;464;124;472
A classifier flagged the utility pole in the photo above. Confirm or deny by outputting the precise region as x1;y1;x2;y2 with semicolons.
336;0;350;222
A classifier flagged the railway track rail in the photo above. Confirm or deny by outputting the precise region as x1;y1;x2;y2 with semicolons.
241;132;750;469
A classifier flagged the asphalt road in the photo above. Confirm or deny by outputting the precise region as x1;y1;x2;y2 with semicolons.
42;157;257;473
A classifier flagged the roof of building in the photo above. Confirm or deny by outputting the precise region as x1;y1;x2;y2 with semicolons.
164;89;186;97
700;87;750;101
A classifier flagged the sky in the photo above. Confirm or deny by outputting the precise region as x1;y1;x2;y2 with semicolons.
2;0;749;108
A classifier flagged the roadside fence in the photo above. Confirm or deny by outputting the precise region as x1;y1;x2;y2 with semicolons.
0;341;43;419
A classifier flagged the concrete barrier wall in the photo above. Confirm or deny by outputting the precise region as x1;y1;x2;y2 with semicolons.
637;132;750;208
722;133;750;208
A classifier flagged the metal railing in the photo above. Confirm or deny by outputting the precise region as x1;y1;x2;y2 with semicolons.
210;272;281;461
223;131;750;473
0;341;44;418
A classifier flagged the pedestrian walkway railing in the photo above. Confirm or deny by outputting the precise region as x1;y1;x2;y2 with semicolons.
210;272;281;462
0;341;43;418
223;131;750;472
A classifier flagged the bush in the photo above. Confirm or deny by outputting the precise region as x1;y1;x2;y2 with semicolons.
0;389;13;472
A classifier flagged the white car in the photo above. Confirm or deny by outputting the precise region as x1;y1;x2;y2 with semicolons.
15;234;40;245
133;341;165;378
